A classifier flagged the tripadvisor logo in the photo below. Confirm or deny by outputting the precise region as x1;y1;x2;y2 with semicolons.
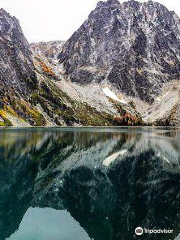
135;227;143;235
135;227;173;235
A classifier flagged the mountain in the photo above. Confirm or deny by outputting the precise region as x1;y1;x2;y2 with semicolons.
0;7;141;127
58;0;180;103
57;0;180;125
0;9;37;95
0;9;41;126
1;0;180;126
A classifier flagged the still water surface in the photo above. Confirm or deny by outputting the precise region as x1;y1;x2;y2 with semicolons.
0;127;180;240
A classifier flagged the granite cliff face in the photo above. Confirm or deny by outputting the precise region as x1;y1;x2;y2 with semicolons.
0;9;37;97
58;0;180;103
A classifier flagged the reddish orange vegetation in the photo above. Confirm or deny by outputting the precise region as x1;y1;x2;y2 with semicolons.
35;56;56;78
113;114;140;126
39;61;56;77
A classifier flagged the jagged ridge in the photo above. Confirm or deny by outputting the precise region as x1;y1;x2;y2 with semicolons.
58;0;180;103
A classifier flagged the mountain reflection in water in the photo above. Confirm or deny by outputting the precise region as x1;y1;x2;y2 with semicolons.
0;128;180;240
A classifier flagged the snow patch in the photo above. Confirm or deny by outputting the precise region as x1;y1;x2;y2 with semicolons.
156;91;169;102
163;91;169;98
103;87;127;104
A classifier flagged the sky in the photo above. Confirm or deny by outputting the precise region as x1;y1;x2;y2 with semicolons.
0;0;179;43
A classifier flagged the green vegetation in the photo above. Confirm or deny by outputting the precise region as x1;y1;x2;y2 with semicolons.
0;91;45;126
0;110;13;126
30;78;113;126
73;102;113;126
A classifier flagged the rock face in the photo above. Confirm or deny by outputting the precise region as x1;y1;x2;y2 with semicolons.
31;41;64;79
0;9;37;97
0;9;124;127
58;0;180;103
31;41;64;62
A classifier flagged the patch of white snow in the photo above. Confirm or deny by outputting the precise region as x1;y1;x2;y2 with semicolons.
103;87;127;104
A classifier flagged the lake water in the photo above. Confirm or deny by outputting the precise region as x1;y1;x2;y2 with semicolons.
1;127;180;240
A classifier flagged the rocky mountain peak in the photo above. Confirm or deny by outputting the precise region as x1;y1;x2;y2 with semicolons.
96;0;120;9
0;8;19;32
58;0;180;103
0;8;9;15
0;8;11;17
0;9;37;99
107;0;120;5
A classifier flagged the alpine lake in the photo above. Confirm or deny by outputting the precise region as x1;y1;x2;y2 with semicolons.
1;127;180;240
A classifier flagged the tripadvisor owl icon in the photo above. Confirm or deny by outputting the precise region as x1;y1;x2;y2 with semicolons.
135;227;143;235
